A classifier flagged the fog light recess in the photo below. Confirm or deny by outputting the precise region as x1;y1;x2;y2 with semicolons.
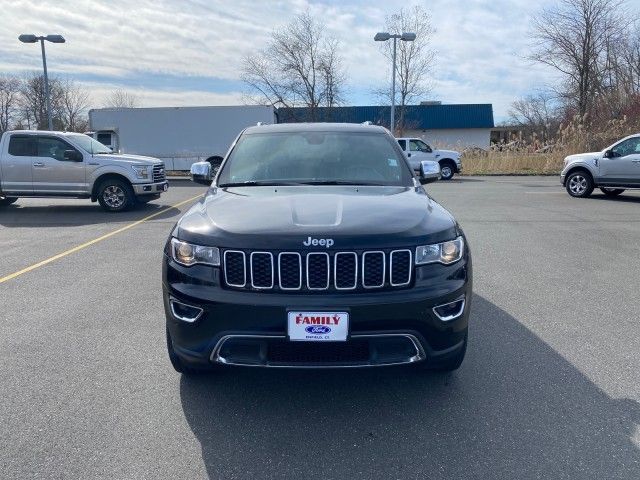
433;296;465;321
170;298;203;323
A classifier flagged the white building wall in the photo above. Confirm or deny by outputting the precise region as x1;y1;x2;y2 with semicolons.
404;128;491;149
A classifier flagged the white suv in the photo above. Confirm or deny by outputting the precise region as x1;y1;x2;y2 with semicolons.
396;138;462;180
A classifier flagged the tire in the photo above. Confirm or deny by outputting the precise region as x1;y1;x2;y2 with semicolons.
439;161;456;181
565;170;594;198
166;329;200;376
600;187;625;197
0;196;18;206
97;178;135;212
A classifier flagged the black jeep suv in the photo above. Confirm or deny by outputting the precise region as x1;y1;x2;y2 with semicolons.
163;123;472;373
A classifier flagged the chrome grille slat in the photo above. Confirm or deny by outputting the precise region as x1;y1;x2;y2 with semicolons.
306;252;330;290
224;250;246;287
278;252;302;290
250;252;274;289
222;249;412;292
334;252;358;290
390;249;412;286
362;251;385;289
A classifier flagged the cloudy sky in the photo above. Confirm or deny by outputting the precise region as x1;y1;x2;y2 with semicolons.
0;0;563;121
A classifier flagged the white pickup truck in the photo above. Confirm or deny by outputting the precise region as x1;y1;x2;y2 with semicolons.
396;137;462;180
0;130;168;211
561;133;640;198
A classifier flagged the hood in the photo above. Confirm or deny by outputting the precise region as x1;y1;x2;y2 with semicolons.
175;186;459;250
436;149;460;159
95;153;162;165
564;152;600;165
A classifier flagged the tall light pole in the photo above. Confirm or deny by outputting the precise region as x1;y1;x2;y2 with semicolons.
374;31;416;135
18;34;66;131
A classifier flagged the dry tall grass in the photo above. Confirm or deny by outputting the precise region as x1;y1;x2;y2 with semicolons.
461;151;564;175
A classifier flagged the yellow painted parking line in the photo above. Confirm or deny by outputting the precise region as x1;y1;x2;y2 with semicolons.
0;194;203;285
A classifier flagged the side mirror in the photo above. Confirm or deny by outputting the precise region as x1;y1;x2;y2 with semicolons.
603;149;614;158
419;160;440;185
207;157;223;174
190;161;213;185
64;150;83;162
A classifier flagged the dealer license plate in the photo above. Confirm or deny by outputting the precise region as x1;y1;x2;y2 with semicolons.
287;311;349;342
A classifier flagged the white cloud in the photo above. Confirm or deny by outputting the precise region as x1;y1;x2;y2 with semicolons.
0;0;563;118
80;80;245;108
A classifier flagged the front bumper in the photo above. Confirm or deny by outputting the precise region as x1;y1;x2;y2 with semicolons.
163;250;472;369
132;180;168;195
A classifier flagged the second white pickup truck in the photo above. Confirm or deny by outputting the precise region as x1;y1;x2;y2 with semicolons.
0;130;168;211
396;137;462;180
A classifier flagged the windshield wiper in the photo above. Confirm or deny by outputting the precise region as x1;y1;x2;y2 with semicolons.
297;180;387;186
217;180;302;187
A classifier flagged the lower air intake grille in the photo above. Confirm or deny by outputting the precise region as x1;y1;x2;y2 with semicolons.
268;340;370;364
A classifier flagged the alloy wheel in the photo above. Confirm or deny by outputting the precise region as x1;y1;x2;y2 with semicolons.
102;185;126;209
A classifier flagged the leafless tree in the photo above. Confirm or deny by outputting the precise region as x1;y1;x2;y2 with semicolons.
242;12;345;116
18;72;64;130
59;79;90;132
0;75;20;134
375;6;436;134
104;89;140;108
530;0;626;119
508;92;560;142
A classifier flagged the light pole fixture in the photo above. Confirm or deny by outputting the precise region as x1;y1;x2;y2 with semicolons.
19;34;66;131
374;31;416;135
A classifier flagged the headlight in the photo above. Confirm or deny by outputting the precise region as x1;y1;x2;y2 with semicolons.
131;165;149;179
415;236;464;265
170;238;220;267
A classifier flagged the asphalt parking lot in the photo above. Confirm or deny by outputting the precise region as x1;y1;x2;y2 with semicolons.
1;177;639;479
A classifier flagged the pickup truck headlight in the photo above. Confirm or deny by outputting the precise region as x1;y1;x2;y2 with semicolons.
415;236;464;265
131;165;149;179
170;238;220;267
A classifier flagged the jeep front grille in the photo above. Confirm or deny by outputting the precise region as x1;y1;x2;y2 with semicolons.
222;249;413;292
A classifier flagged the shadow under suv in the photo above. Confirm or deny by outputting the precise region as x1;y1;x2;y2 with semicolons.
163;123;472;373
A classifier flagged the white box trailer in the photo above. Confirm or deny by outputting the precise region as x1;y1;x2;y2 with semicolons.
88;105;276;170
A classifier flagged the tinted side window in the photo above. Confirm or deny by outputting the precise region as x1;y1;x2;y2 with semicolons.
397;139;407;150
410;139;431;152
8;136;37;156
612;137;640;157
37;137;76;161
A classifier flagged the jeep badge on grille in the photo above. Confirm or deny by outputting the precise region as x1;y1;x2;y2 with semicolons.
303;236;334;248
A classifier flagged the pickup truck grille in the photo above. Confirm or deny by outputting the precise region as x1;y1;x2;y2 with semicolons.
222;249;412;293
153;163;166;182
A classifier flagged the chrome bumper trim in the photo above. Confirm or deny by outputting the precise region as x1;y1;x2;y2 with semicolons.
209;333;426;368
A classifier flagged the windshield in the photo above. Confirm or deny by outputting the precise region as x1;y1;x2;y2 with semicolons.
217;131;413;186
68;134;113;154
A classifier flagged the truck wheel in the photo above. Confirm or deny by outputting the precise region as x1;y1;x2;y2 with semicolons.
0;196;18;206
566;171;594;198
600;188;625;197
97;179;135;212
439;161;456;180
166;329;201;376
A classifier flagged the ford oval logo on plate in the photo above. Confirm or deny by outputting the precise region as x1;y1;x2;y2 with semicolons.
305;325;331;334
